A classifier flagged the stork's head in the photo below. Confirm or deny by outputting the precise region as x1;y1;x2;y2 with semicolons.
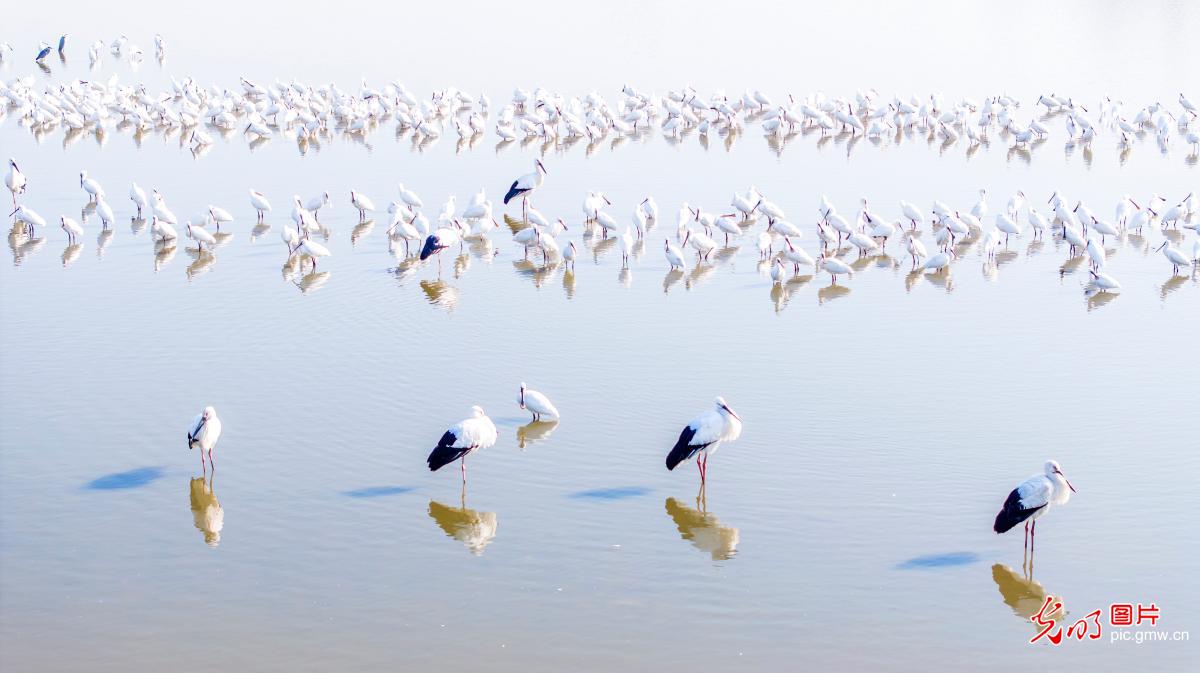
1044;460;1076;493
714;396;741;422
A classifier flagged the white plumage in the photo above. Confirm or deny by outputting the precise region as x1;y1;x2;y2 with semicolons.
665;396;743;482
427;406;499;481
993;460;1076;549
519;382;560;421
188;406;223;471
249;189;272;222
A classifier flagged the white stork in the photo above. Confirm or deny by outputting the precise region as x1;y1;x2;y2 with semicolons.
665;397;743;483
427;406;499;482
503;159;547;221
994;460;1076;551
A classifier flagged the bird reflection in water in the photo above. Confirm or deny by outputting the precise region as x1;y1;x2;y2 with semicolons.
428;489;497;556
817;281;851;304
562;269;577;299
516;420;558;449
185;248;215;278
420;279;459;310
189;476;224;548
61;242;84;267
664;489;739;561
294;271;331;294
991;556;1068;631
662;268;685;294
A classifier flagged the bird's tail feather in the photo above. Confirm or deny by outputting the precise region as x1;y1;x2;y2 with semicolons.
665;427;702;471
993;489;1045;534
427;445;470;472
503;181;521;205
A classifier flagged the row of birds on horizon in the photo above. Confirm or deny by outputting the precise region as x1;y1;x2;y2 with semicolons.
2;37;1200;160
8;158;1200;298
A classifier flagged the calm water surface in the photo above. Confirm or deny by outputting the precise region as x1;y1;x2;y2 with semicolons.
2;4;1198;671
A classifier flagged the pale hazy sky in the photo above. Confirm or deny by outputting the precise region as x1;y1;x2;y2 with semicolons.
6;0;1196;100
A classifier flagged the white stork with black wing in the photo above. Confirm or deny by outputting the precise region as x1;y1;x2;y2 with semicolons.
993;460;1076;551
503;159;546;221
665;397;742;483
427;406;498;482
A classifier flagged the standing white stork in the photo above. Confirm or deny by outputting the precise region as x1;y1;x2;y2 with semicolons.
6;159;26;205
993;460;1076;552
519;382;560;421
188;406;224;473
427;406;499;482
665;397;743;483
503;159;547;221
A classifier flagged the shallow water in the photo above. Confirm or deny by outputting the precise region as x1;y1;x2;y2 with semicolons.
2;4;1199;672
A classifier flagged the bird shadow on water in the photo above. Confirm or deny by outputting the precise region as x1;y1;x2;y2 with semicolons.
893;551;980;570
85;466;165;490
342;486;418;499
569;486;651;500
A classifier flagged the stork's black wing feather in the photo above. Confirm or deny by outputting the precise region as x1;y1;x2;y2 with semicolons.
503;180;524;205
666;426;711;471
993;488;1046;533
427;430;471;471
419;234;443;260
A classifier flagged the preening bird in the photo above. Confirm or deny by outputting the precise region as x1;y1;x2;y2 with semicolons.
188;406;223;472
427;406;499;482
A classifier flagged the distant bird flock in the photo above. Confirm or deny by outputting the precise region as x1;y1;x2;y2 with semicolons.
9;34;1167;555
7;157;1199;298
1;35;1198;160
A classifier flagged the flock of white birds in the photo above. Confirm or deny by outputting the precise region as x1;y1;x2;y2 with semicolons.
2;35;1199;159
7;155;1199;298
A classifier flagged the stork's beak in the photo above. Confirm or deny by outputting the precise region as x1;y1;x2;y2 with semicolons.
1056;470;1077;493
722;404;741;422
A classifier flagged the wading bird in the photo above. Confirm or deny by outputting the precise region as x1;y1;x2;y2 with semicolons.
665;397;743;483
993;460;1075;552
427;406;498;482
188;406;224;472
503;159;547;221
518;382;560;421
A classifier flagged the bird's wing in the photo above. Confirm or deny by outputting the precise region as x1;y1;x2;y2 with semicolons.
503;179;525;205
526;391;559;417
426;422;472;471
187;413;205;444
993;476;1050;534
665;411;722;470
1016;475;1052;509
